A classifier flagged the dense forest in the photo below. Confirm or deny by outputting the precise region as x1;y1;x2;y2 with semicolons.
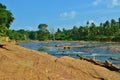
0;3;120;42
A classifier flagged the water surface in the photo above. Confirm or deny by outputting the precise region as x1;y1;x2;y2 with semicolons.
19;41;120;65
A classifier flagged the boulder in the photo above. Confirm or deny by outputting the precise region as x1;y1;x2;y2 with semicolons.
0;44;120;80
107;46;120;52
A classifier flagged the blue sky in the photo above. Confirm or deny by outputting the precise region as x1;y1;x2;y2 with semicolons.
0;0;120;31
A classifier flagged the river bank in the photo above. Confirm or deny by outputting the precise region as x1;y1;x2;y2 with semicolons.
0;43;120;80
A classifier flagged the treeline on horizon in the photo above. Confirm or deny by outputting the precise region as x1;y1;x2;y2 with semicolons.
7;18;120;42
0;2;120;42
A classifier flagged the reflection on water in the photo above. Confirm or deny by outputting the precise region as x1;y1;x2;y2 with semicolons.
19;41;120;65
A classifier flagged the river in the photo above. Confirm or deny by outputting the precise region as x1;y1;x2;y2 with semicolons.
19;41;120;65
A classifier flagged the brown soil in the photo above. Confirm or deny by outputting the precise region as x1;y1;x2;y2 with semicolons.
0;44;120;80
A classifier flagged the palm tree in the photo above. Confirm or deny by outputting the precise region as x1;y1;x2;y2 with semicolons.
118;18;120;28
86;21;89;27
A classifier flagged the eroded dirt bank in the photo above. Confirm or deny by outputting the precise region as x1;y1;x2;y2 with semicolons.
0;44;120;80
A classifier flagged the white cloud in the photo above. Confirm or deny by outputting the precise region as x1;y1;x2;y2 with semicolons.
108;0;120;8
25;26;35;31
93;0;101;6
93;0;120;8
74;22;81;27
60;11;76;20
60;12;67;18
16;26;37;31
89;20;94;24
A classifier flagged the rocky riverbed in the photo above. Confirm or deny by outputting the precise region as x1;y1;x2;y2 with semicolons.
107;46;120;52
0;43;120;80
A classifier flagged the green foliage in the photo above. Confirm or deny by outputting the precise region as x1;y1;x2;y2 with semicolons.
38;24;48;31
29;31;37;40
4;16;120;42
0;3;14;37
54;18;120;42
0;24;8;36
37;24;50;41
6;30;15;39
6;29;30;40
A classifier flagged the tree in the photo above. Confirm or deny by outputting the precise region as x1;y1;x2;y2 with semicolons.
17;29;30;40
78;26;85;39
38;24;48;31
103;20;111;36
86;21;89;27
110;19;116;35
57;28;61;33
111;19;116;27
0;3;14;36
72;26;79;40
119;18;120;28
49;27;55;41
55;28;69;40
37;23;49;41
90;22;96;37
0;24;8;36
29;31;37;40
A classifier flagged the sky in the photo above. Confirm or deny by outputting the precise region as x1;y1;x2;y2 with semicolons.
0;0;120;31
